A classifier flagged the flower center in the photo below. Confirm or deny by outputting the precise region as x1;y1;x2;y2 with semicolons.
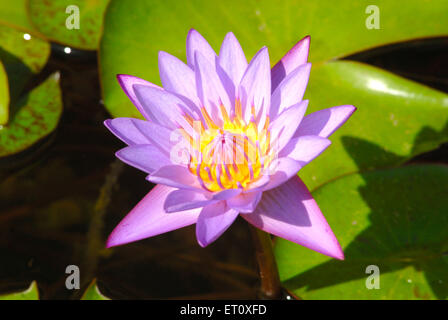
185;101;273;192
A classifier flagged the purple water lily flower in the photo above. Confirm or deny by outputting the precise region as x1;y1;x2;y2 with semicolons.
104;29;355;259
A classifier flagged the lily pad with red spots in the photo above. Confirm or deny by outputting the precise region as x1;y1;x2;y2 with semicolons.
28;0;111;50
0;0;39;35
0;23;50;105
0;73;62;158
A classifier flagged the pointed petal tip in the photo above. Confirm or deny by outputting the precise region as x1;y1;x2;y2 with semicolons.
224;31;236;39
336;251;345;260
187;28;205;44
347;105;357;119
196;224;211;248
158;50;172;61
195;202;240;248
197;238;208;248
314;246;344;260
295;35;310;50
248;46;269;62
335;104;357;123
295;231;345;261
116;73;134;79
326;243;345;260
187;28;198;36
259;46;269;54
105;230;125;249
316;230;345;260
338;104;357;113
116;73;128;82
105;239;116;249
105;229;136;249
116;74;128;89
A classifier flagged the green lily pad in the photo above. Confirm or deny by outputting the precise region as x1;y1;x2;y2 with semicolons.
0;24;49;74
81;279;110;300
99;0;448;118
28;0;111;50
0;61;8;125
0;73;62;158
0;23;50;105
300;60;448;190
0;281;39;300
0;1;38;35
275;164;448;299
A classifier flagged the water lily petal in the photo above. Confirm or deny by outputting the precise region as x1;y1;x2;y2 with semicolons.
130;119;175;155
106;184;201;248
146;165;202;190
270;63;311;118
196;201;239;247
280;135;331;166
164;189;215;213
164;188;241;213
158;51;201;107
271;35;310;91
213;188;242;200
104;118;151;146
294;105;357;138
216;32;248;105
195;51;232;124
116;144;171;174
262;157;302;191
116;74;161;120
246;174;271;192
269;100;308;152
238;47;271;128
133;84;195;133
186;29;217;69
218;32;248;87
227;190;262;213
242;176;344;260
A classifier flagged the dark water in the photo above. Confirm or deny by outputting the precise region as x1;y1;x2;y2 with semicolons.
0;38;447;299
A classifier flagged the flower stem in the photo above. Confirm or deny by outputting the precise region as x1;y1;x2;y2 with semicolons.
249;225;282;299
74;160;123;299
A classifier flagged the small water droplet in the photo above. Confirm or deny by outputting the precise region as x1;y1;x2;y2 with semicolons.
52;72;61;81
64;47;72;54
23;33;31;40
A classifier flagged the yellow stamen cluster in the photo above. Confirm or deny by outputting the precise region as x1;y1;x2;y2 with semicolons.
184;101;273;192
